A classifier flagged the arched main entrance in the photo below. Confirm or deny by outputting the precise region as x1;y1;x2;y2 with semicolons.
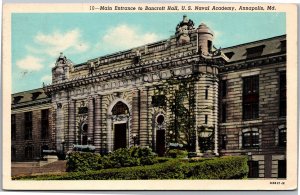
111;101;129;150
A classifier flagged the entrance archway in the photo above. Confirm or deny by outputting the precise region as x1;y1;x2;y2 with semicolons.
107;99;131;152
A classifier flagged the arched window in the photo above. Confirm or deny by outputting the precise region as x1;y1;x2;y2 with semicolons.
81;123;88;145
241;128;260;148
156;114;165;125
112;101;129;115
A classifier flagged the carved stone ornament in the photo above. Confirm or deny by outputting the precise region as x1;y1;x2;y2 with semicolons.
112;114;128;122
175;15;195;44
57;102;62;109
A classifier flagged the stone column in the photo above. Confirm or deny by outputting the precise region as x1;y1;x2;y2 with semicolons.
88;96;94;144
139;87;148;146
56;102;64;153
94;95;101;153
213;77;219;156
194;80;201;155
68;99;75;150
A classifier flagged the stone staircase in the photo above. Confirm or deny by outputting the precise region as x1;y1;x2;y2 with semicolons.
11;160;67;177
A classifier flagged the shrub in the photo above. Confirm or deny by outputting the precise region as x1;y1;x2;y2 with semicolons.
140;156;158;165
66;147;158;171
66;152;101;172
166;149;188;158
106;148;140;168
184;156;249;179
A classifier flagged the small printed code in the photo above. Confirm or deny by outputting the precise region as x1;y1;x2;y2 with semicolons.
270;181;285;185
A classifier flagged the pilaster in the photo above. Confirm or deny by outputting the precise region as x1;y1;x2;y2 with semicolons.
88;96;94;144
139;87;148;146
68;99;76;150
55;102;65;152
131;88;140;145
94;95;102;153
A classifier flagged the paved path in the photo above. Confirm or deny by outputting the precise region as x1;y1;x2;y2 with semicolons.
11;160;67;177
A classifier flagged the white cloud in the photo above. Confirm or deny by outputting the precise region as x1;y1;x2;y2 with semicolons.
213;30;223;46
28;29;89;57
98;24;160;51
41;75;52;84
16;55;44;71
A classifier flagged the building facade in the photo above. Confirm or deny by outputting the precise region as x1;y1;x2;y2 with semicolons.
11;16;286;178
11;88;53;161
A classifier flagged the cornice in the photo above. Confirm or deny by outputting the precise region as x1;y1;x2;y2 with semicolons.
220;54;286;73
11;98;51;110
44;51;225;93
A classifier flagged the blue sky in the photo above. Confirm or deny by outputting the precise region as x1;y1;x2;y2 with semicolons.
12;12;286;93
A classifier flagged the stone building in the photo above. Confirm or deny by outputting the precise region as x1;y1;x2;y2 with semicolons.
11;15;286;178
11;88;53;161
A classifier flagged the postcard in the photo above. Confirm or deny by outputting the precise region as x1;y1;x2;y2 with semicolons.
2;2;298;190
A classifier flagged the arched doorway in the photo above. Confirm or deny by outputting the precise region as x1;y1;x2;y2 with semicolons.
155;114;166;156
111;101;130;151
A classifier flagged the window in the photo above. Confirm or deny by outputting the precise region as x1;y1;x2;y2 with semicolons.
13;95;23;104
224;52;234;59
205;115;208;124
220;135;227;150
278;126;286;147
24;112;32;140
25;145;34;160
221;80;227;98
156;114;165;125
78;106;88;114
279;72;286;117
278;160;286;178
221;103;227;123
248;160;259;178
243;75;259;120
112;101;129;115
280;40;286;52
31;91;42;100
205;88;208;99
152;95;166;107
242;129;259;148
246;45;265;59
11;147;16;161
41;109;49;139
11;114;16;140
207;40;212;52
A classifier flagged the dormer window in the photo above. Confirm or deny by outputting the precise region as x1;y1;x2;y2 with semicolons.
31;92;42;100
246;45;265;59
13;96;23;104
224;52;234;59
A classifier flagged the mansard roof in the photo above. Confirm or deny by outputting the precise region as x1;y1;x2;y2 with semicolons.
12;88;49;105
222;35;286;63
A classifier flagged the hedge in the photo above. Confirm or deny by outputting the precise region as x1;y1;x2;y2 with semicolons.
13;156;248;180
66;152;101;172
66;147;158;172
